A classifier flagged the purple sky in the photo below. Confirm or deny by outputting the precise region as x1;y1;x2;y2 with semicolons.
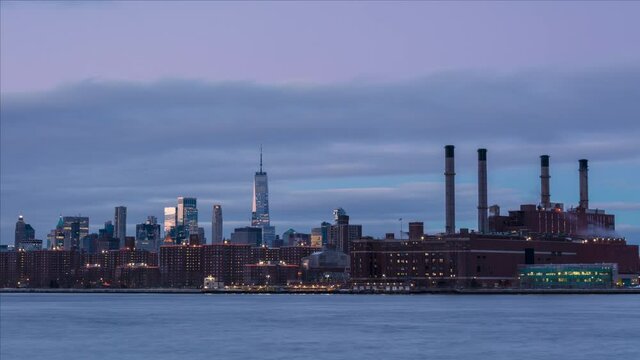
2;2;639;92
1;2;639;244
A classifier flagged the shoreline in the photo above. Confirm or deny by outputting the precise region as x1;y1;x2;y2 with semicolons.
1;288;639;295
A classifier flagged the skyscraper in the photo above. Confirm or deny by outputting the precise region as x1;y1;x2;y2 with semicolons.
328;209;362;254
136;216;161;251
47;216;65;249
212;204;223;244
114;206;127;247
164;207;177;235
251;148;275;246
62;216;89;250
15;215;35;248
177;197;198;230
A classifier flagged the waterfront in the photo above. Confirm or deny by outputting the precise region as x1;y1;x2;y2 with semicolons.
1;294;639;360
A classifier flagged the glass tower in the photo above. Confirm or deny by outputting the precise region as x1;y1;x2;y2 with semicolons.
251;149;275;246
164;207;177;236
177;197;198;229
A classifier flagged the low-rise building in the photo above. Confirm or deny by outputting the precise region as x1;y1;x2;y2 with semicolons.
350;233;640;289
518;263;618;289
244;262;299;286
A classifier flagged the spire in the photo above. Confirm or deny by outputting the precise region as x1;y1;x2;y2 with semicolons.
260;145;263;173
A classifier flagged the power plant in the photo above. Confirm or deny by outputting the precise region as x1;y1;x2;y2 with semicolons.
350;145;638;290
489;155;614;237
441;145;613;237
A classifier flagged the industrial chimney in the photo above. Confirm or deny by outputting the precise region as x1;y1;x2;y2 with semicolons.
540;155;551;209
477;149;488;234
579;159;589;209
445;145;455;234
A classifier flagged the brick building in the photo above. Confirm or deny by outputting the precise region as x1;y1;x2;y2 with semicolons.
202;243;251;285
244;262;300;286
160;245;203;288
350;234;639;289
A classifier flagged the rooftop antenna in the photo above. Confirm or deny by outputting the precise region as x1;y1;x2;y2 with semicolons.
260;145;263;173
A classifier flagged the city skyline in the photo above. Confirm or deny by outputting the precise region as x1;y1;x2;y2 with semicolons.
2;3;639;360
1;2;639;244
2;146;634;247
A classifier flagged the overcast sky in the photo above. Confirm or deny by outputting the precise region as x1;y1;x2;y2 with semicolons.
1;1;639;244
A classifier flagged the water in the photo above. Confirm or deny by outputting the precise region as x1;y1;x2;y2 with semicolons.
1;293;639;360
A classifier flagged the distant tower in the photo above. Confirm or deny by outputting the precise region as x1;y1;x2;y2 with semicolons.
251;147;275;246
178;197;198;227
164;207;177;236
177;197;198;236
212;204;223;243
15;215;35;249
114;206;127;248
62;216;89;250
333;208;346;222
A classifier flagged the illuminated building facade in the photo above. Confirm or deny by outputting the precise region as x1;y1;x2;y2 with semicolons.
62;216;89;250
177;197;198;236
518;263;619;289
251;149;275;246
164;207;177;236
136;216;161;251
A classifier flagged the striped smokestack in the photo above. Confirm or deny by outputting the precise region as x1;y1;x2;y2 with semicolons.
540;155;551;209
477;149;488;234
445;145;455;234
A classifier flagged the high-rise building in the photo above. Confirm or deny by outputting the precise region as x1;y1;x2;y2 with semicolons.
314;222;331;247
231;227;263;247
96;221;119;252
177;196;202;243
164;207;177;236
328;209;362;254
136;216;161;251
177;197;198;233
62;216;89;250
47;217;65;250
212;204;223;244
99;221;115;238
251;149;275;246
15;215;35;249
197;227;206;245
282;229;311;247
114;206;127;247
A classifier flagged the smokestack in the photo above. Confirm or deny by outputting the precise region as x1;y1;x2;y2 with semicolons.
540;155;551;209
579;159;589;209
445;145;455;234
477;149;488;234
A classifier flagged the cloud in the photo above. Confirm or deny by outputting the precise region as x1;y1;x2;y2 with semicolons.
1;68;639;243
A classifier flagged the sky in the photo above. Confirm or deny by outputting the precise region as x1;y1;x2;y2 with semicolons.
1;1;639;244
